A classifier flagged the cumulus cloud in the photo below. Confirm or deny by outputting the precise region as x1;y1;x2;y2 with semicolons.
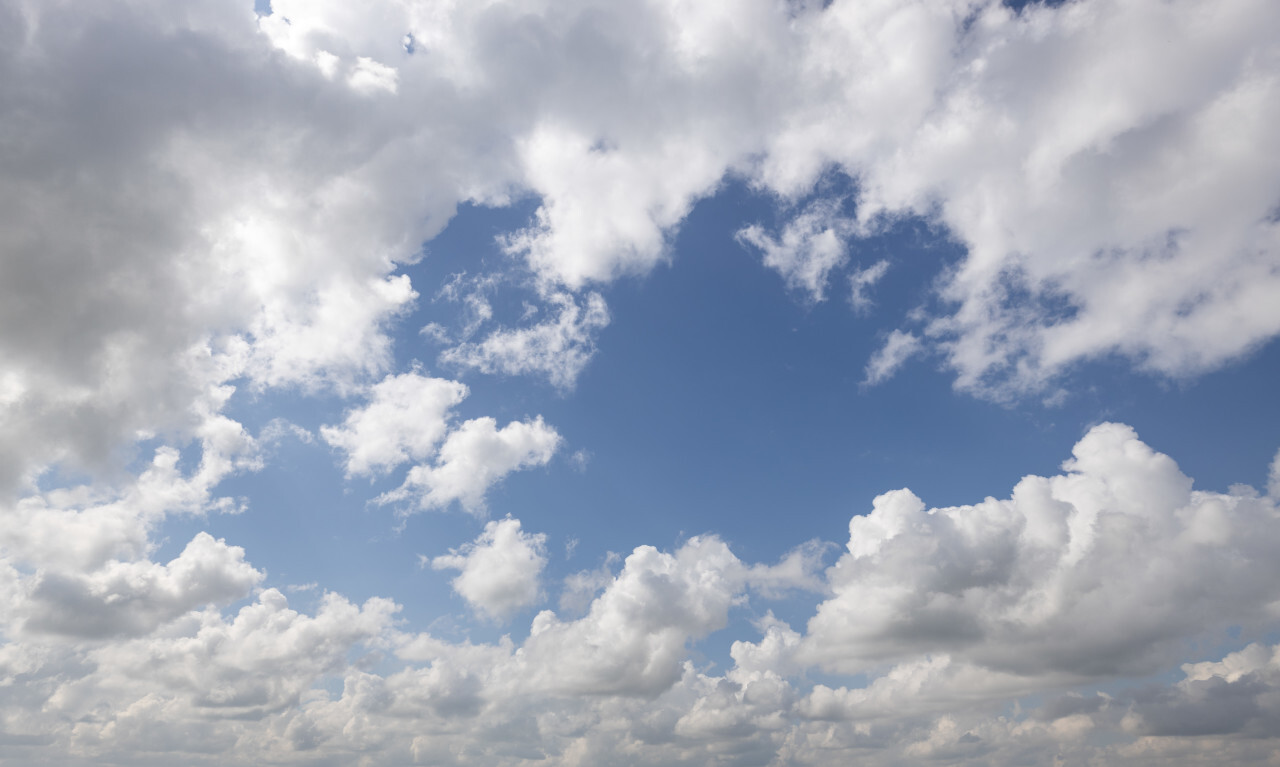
321;373;468;477
431;518;548;622
378;416;561;514
797;422;1280;682
3;0;1277;513
20;533;261;639
4;424;1280;765
321;372;560;513
3;0;1280;763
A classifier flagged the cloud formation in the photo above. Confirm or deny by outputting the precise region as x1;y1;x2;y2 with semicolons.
2;424;1278;765
2;0;1279;764
431;518;549;621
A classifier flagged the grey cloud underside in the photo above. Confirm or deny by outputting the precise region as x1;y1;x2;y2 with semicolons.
1;0;1279;764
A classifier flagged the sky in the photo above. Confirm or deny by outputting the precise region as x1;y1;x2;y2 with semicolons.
1;0;1279;764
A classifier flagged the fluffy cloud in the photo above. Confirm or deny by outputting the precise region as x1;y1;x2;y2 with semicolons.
3;0;1277;513
431;518;548;621
321;373;561;513
321;372;468;477
3;425;1280;765
380;415;561;514
798;423;1280;680
3;0;1280;764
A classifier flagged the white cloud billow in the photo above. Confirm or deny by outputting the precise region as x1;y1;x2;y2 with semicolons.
0;424;1278;764
323;372;561;513
379;416;561;515
320;373;468;477
431;518;548;622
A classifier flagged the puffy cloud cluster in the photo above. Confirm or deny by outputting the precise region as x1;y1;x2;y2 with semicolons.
798;422;1280;680
321;372;560;514
0;426;1278;765
2;0;1276;506
2;0;1279;764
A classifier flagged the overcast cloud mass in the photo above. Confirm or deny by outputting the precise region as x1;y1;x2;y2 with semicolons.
1;0;1279;764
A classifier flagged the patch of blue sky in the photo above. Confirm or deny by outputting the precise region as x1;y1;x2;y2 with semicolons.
160;175;1280;651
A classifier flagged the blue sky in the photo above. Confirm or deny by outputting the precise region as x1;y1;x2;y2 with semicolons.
3;0;1280;765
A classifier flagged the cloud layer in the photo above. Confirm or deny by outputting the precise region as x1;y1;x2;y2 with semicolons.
2;425;1279;764
1;0;1279;764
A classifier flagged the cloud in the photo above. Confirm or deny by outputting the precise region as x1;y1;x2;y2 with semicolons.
321;373;560;513
320;373;468;477
517;535;748;697
440;291;610;389
2;0;1280;763
1269;448;1280;498
3;423;1280;764
431;518;548;622
737;199;855;302
848;259;891;314
797;422;1280;681
863;329;923;385
3;0;1276;518
379;416;561;514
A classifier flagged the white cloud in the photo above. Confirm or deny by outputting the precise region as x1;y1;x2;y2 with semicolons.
432;518;548;622
3;0;1276;513
379;416;561;514
767;0;1280;396
322;373;561;513
737;199;855;302
797;422;1280;681
3;423;1280;765
2;0;1280;763
517;535;748;696
440;291;610;389
849;259;890;314
320;372;468;477
863;329;923;385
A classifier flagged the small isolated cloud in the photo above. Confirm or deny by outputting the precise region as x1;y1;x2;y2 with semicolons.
849;259;890;314
737;199;855;303
323;373;560;514
378;416;560;515
863;329;923;386
431;517;548;622
440;291;609;390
